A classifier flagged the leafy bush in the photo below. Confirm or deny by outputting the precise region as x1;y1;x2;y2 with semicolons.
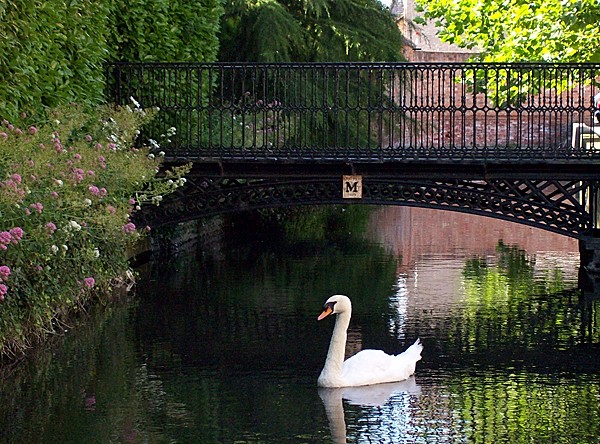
0;0;223;121
0;0;111;120
0;102;190;358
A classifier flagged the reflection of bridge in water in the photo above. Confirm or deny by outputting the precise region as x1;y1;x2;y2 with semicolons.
106;62;600;269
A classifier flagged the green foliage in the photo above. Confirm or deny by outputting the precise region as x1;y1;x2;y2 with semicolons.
216;0;405;152
0;0;111;120
266;205;373;242
415;0;600;62
0;0;224;121
108;0;223;62
0;104;190;358
219;0;404;62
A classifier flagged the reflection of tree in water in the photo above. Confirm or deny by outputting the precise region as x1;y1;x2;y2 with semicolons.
455;241;598;366
414;371;600;444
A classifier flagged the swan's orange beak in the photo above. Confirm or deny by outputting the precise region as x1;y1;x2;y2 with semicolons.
318;306;333;321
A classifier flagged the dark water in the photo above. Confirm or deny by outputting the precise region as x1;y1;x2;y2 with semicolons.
1;207;599;443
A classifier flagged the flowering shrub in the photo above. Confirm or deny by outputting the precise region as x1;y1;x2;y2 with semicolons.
0;102;190;358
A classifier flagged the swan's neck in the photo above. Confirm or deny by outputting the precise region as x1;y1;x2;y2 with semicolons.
320;310;351;385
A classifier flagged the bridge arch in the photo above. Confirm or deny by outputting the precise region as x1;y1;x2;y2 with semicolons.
133;175;596;240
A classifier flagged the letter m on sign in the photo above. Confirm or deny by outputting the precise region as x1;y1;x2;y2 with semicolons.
342;175;362;199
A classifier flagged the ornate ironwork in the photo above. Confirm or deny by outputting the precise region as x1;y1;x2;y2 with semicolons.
106;62;600;163
133;175;598;238
105;62;600;237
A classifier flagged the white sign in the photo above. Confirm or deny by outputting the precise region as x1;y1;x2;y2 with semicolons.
342;175;362;199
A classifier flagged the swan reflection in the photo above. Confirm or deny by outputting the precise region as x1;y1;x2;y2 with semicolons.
319;377;421;443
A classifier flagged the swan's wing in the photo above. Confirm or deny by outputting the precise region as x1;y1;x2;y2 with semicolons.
341;344;422;387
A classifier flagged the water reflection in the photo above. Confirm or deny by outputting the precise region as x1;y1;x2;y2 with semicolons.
0;207;599;443
319;378;421;443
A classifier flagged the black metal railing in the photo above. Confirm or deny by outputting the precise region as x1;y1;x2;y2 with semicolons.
105;62;600;162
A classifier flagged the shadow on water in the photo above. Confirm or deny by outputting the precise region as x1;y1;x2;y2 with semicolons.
0;208;599;443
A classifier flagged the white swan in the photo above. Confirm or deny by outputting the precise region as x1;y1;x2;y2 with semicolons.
317;295;423;388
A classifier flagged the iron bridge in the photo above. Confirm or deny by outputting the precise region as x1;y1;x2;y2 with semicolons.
105;62;600;239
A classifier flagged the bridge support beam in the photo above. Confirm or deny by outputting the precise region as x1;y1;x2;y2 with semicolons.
578;234;600;299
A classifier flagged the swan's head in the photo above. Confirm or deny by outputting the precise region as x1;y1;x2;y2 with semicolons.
317;295;351;320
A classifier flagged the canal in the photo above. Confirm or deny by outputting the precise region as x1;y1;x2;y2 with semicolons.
1;206;599;443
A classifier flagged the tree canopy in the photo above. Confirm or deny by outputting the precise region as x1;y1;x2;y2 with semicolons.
415;0;600;62
218;0;404;62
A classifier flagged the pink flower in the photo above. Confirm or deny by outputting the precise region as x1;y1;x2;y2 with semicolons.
0;265;10;281
74;153;82;160
9;227;24;242
11;174;22;184
88;185;100;196
121;222;136;234
29;126;37;135
0;231;10;250
85;134;93;142
45;222;57;234
106;205;116;214
0;284;7;300
0;132;7;141
50;191;59;199
73;168;85;182
84;277;95;288
29;202;43;214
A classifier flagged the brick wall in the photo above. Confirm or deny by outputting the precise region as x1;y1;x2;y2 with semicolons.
389;49;598;150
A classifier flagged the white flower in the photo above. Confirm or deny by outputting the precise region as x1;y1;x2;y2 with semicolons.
62;244;68;251
68;220;82;231
159;151;165;157
55;179;63;187
93;248;100;258
51;245;59;254
83;198;92;206
148;153;155;159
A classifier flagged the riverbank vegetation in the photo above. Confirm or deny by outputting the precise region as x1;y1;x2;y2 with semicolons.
0;0;222;121
0;103;190;358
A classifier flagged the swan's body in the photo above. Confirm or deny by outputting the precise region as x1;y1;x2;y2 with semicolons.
317;295;423;388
